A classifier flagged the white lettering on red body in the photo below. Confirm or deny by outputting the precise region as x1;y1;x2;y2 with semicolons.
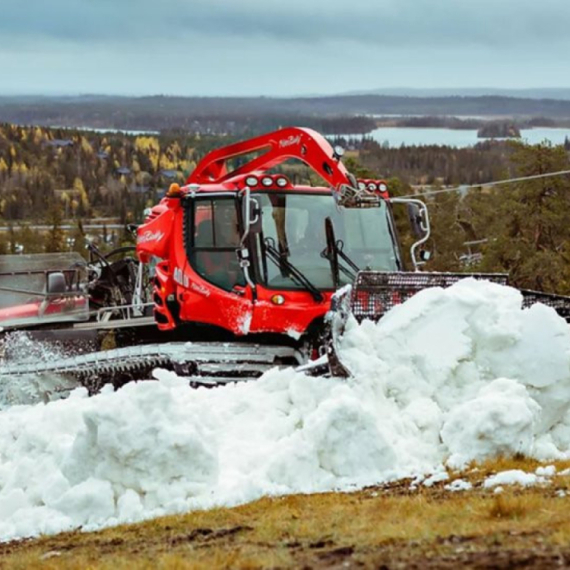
191;282;210;297
137;230;165;244
279;135;301;148
173;267;189;288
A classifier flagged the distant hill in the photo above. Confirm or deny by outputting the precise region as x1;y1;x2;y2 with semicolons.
337;88;570;100
2;94;570;134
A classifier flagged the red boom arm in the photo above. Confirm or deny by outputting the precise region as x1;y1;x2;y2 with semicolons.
187;127;353;190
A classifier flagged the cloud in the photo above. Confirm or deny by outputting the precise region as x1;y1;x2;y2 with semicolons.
1;0;569;48
0;0;569;95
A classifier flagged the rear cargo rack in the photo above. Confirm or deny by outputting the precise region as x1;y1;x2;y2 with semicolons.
350;272;509;322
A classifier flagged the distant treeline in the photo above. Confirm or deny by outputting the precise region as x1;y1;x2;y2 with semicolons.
0;122;546;226
0;96;376;136
332;136;524;186
1;94;570;135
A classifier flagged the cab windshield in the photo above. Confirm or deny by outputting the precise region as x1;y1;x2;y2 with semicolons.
254;192;400;290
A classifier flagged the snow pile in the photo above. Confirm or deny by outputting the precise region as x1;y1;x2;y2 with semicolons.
2;278;570;541
339;279;570;465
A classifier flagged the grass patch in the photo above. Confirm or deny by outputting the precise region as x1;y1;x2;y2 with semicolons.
487;493;538;520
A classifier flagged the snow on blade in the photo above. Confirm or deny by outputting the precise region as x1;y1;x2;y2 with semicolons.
2;278;570;541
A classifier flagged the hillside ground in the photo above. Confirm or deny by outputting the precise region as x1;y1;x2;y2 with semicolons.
2;457;570;569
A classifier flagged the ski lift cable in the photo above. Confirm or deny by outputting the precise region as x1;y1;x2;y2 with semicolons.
398;169;570;199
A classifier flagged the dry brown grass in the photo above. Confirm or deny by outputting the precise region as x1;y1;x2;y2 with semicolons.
3;457;570;569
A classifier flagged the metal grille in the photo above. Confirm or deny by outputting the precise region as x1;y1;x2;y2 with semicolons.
350;271;570;322
519;289;570;320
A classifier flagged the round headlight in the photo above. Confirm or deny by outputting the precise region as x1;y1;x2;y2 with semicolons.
358;181;366;191
276;177;288;188
261;176;273;187
378;182;388;193
333;145;345;157
245;176;258;187
367;182;378;192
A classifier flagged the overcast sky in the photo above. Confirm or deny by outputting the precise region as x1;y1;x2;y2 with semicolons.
1;0;569;96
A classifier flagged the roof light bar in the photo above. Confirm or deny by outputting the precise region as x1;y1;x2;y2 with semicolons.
355;178;389;196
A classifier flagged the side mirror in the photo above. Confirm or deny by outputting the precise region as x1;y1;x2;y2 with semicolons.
407;203;428;239
47;272;67;295
390;197;431;271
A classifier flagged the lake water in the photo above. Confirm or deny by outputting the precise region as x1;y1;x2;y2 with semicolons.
343;127;570;148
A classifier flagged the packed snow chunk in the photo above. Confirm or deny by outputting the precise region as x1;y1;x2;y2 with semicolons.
62;378;219;496
0;488;30;518
483;470;544;489
445;479;473;492
536;465;556;477
117;489;144;521
423;467;449;487
441;378;541;467
305;391;395;479
52;478;115;527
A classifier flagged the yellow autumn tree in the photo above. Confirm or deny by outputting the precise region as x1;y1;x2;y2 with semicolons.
73;177;90;213
80;136;93;154
159;153;176;170
32;127;45;145
135;136;160;171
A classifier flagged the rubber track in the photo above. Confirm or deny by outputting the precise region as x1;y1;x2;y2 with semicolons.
0;342;305;384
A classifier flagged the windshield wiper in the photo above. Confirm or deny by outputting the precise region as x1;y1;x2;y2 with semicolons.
322;217;360;285
263;238;324;303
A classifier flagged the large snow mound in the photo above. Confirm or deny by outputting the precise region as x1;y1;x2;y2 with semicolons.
2;278;570;541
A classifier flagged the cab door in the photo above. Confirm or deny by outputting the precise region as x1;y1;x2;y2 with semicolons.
180;194;255;335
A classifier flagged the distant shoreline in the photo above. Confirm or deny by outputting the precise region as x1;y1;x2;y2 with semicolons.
373;116;570;131
1;94;570;136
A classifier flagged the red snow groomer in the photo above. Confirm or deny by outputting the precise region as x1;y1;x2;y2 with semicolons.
135;126;570;377
137;127;406;343
3;127;570;390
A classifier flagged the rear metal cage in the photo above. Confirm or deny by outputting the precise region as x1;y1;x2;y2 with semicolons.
350;271;570;322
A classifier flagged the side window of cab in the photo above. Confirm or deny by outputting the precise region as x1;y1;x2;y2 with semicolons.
190;199;245;291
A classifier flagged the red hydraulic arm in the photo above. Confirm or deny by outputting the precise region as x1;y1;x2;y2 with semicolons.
187;127;353;190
